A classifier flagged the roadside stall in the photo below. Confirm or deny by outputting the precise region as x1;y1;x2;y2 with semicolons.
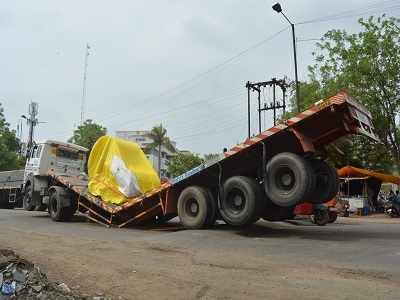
337;166;400;215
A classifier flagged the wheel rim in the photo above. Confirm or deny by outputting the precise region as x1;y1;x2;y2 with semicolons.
185;198;199;217
24;187;32;206
225;188;246;215
275;166;295;192
51;195;58;214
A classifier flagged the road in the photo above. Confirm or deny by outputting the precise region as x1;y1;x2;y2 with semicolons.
0;209;399;300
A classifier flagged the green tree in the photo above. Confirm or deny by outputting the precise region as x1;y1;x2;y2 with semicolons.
146;124;175;177
0;103;24;171
289;15;400;171
68;119;107;150
167;152;204;178
204;153;221;162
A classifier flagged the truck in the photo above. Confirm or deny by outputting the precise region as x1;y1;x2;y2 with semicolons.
0;170;24;209
0;91;378;229
0;140;88;211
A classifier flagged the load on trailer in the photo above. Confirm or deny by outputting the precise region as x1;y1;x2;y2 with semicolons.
40;91;378;229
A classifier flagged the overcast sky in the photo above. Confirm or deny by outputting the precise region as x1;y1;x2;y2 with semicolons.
1;0;399;154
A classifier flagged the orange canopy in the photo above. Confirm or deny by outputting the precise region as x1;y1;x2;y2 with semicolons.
337;165;400;185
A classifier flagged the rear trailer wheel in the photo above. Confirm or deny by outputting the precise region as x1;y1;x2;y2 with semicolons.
35;203;47;211
48;187;76;222
219;176;262;227
328;211;338;223
178;186;216;229
23;184;35;211
313;209;330;226
264;152;315;207
308;159;338;204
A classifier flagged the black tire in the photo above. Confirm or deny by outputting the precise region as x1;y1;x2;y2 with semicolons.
178;186;216;229
48;187;76;222
23;184;35;211
308;159;338;204
265;152;315;207
204;189;217;228
219;176;262;227
313;209;330;226
35;203;47;211
328;211;338;223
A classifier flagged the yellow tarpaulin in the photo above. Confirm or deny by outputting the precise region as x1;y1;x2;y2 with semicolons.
87;136;161;205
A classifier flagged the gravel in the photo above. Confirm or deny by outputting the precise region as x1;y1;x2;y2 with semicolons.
0;250;111;300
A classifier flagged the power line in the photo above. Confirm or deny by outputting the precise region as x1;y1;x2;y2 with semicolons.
97;26;289;123
112;90;245;129
175;115;247;141
297;1;400;25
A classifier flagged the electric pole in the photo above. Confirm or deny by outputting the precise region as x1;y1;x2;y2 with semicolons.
80;43;90;125
21;102;39;157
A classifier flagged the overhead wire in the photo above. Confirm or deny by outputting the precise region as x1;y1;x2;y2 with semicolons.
296;0;400;25
96;26;290;124
112;89;245;129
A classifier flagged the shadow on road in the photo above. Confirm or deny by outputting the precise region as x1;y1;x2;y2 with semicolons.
31;213;88;223
27;211;400;242
224;221;400;242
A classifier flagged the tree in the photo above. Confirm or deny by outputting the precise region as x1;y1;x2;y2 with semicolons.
0;103;24;171
167;152;204;178
146;124;175;177
68;119;107;150
289;15;400;171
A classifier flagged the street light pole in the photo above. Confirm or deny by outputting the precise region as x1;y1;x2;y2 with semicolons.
290;22;300;113
272;3;300;112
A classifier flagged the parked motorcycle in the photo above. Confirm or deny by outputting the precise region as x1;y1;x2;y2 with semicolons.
385;202;400;218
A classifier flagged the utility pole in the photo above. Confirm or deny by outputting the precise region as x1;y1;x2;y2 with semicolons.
80;43;90;125
246;78;287;136
21;102;39;157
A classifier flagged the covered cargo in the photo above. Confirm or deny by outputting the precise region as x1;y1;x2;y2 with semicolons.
88;136;161;205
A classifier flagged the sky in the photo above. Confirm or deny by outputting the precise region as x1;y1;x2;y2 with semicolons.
1;0;399;155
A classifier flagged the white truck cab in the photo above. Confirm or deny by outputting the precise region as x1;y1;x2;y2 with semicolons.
23;140;88;211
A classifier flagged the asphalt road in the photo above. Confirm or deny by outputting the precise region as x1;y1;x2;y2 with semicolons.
0;209;400;299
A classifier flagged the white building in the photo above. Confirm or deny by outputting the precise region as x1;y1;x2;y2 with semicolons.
115;130;177;179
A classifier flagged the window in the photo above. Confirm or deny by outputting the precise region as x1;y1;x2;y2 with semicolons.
34;145;43;158
56;148;79;160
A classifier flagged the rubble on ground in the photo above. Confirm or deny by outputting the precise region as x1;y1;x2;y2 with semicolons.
0;249;111;300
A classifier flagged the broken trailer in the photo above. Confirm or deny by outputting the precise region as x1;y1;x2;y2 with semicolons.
42;91;378;228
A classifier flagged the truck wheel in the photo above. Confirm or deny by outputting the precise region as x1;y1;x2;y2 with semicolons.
219;176;261;227
328;211;338;223
178;186;216;229
35;203;47;211
265;152;315;207
23;184;35;211
308;159;338;204
313;209;330;226
48;187;76;222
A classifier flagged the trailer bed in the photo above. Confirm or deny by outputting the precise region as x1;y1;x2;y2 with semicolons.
0;170;24;208
49;92;377;227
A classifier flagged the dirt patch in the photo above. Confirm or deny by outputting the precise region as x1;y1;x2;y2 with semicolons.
0;249;103;300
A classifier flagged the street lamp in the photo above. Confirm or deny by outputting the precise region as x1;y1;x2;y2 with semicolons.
272;2;300;112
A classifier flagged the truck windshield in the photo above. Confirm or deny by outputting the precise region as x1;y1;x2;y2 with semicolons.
56;148;80;160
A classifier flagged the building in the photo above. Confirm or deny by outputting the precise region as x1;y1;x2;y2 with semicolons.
115;130;177;179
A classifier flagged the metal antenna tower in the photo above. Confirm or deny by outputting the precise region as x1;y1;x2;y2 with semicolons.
80;43;90;125
21;101;39;157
